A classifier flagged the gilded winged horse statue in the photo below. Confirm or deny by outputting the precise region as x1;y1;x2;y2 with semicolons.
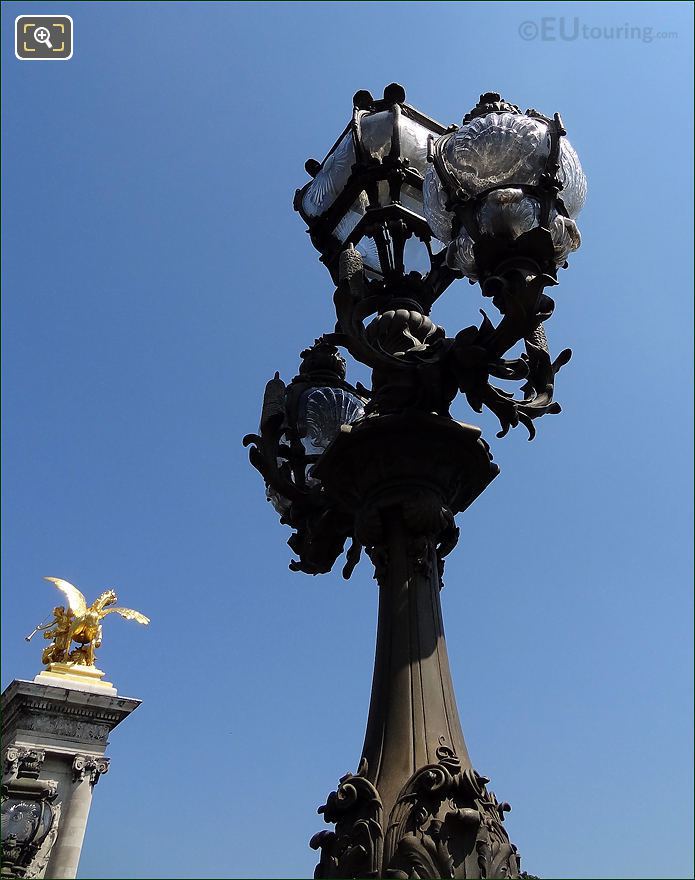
26;577;149;668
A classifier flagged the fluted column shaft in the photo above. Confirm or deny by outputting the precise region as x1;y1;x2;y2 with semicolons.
45;774;94;879
362;504;470;821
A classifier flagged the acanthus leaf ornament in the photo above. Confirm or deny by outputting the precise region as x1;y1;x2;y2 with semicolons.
335;244;571;439
383;747;520;880
310;759;384;879
313;748;521;879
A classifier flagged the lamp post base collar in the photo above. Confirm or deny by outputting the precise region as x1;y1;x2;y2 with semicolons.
311;750;520;879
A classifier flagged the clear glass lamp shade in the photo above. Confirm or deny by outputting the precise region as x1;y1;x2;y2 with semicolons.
447;113;548;194
301;132;356;218
302;110;438;235
298;387;365;456
360;110;433;176
423;110;586;278
396;115;433;176
476;189;540;239
360;110;394;159
357;113;438;278
298;99;450;285
334;195;369;243
355;233;444;280
356;238;382;274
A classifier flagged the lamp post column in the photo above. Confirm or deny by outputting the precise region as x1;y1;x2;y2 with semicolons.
310;414;519;879
361;503;471;817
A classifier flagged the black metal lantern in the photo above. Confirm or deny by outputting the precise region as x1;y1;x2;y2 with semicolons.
294;83;458;308
424;92;586;283
244;339;367;576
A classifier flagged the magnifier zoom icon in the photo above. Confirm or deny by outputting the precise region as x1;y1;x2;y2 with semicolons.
34;26;53;49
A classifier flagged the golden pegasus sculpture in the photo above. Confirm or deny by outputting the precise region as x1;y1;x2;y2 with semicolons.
26;576;150;668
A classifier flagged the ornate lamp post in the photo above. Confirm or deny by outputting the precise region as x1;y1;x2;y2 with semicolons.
244;85;586;879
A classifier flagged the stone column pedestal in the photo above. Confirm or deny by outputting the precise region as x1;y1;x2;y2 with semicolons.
1;678;140;879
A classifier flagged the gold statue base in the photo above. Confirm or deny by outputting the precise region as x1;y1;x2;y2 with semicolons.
34;662;117;695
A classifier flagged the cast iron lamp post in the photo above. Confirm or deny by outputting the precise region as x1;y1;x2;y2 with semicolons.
244;85;586;879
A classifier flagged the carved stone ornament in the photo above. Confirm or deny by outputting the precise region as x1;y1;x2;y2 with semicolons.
1;777;59;877
24;801;61;880
3;747;46;781
72;754;109;785
312;749;520;879
21;713;111;744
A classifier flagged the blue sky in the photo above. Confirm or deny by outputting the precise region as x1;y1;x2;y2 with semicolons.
2;2;693;878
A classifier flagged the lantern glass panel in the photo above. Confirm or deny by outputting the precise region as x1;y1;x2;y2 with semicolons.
373;180;426;218
357;238;382;276
399;182;426;218
422;164;454;242
398;116;433;175
360;111;394;159
334;196;368;243
301;131;356;218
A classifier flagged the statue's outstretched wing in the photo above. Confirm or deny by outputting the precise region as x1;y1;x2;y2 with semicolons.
101;607;150;625
44;577;87;616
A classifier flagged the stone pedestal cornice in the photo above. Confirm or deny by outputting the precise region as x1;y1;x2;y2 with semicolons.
1;680;140;754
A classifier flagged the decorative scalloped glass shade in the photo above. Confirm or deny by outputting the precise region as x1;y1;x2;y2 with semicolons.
477;189;540;239
302;133;356;218
423;110;586;279
448;113;548;194
298;387;365;455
